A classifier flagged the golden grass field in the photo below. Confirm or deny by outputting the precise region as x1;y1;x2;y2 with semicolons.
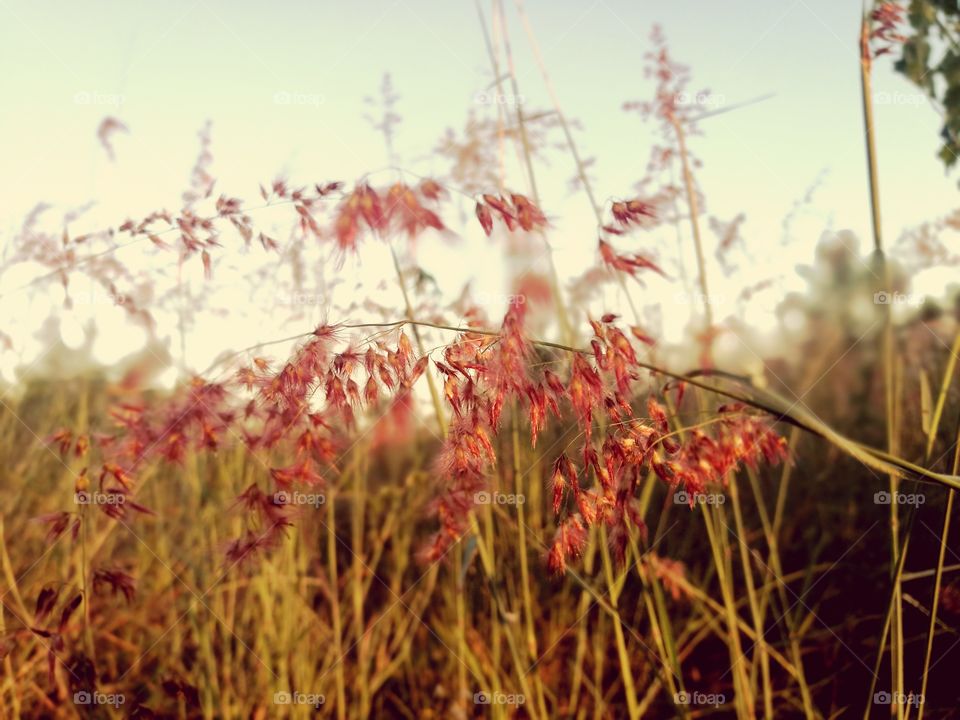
4;2;960;718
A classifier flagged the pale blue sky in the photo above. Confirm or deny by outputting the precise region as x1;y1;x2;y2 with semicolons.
0;0;955;376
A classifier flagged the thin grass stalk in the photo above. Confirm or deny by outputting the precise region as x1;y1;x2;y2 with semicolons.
663;565;803;681
385;235;463;710
510;405;548;718
326;488;347;720
637;578;679;704
474;0;508;191
637;617;718;715
666;358;750;715
729;474;773;719
453;541;468;708
0;517;23;718
598;527;641;720
863;506;918;720
700;502;753;719
924;333;960;460
465;513;538;719
905;330;960;718
481;483;502;717
591;612;606;720
671;100;757;716
350;451;370;718
73;381;96;667
745;445;817;720
567;525;598;715
669;115;714;349
917;429;960;718
859;7;902;713
628;534;687;717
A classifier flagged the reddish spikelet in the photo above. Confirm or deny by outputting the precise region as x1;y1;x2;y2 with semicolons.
57;593;83;634
33;512;80;544
384;182;445;238
647;397;670;434
233;483;297;527
547;516;588;575
233;483;268;514
363;375;379;405
407;355;429;386
568;355;603;430
646;555;689;601
419;178;444;200
357;184;384;230
870;2;906;57
630;326;656;347
97;116;128;161
589;322;639;397
475;193;548;235
328;181;404;253
510;194;548;232
625;498;649;538
486;303;532;428
334;204;360;253
223;529;280;567
436;416;496;480
662;416;789;502
551;455;578;514
35;587;59;624
475;201;494;236
260;335;330;410
610;198;656;228
575;488;599;526
482;194;516;229
99;462;133;489
397;332;413;370
527;382;560;448
607;518;630;565
599;239;666;281
270;458;323;487
49;429;74;457
92;569;136;604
